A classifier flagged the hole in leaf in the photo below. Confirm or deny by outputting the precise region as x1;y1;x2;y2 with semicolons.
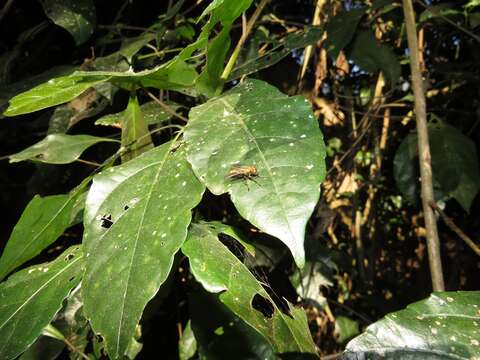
124;205;129;210
100;214;113;228
262;284;293;318
69;276;75;282
65;254;75;261
251;294;274;319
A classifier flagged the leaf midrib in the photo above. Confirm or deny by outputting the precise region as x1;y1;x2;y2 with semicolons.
114;145;173;357
218;98;297;246
0;251;82;331
0;194;76;280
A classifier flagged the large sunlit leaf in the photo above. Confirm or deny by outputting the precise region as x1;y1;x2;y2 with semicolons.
185;79;326;268
0;193;82;281
75;58;198;91
182;223;317;355
120;94;153;162
394;121;480;212
342;291;480;359
82;142;205;359
42;0;96;45
4;58;196;117
4;75;108;116
9;134;119;164
0;246;84;360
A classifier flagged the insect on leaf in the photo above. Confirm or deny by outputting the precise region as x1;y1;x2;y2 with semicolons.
185;79;326;268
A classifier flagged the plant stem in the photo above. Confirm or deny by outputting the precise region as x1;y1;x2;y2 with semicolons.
414;0;480;43
220;0;270;82
144;89;189;123
0;0;14;24
402;0;445;291
429;201;480;257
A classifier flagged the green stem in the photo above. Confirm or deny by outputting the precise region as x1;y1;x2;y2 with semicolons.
220;0;270;83
137;47;183;60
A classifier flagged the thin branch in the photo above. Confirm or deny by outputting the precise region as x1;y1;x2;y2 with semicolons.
98;24;156;33
63;337;90;360
143;89;189;123
415;0;480;43
0;0;15;24
220;0;270;82
320;353;342;360
429;201;480;257
76;159;102;167
402;0;445;291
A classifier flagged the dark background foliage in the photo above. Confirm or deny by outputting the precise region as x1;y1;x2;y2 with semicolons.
1;0;479;358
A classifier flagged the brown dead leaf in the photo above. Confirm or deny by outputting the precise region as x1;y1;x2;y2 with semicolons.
313;98;345;126
337;172;358;195
335;51;349;76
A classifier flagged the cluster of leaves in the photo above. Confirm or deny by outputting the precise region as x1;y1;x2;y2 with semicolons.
1;0;480;359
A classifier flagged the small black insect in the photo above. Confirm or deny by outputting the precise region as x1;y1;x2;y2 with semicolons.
100;214;113;228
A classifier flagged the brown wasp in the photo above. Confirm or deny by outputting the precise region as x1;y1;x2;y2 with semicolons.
227;165;260;187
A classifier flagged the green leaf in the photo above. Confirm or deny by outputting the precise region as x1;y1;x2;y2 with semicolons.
185;79;326;268
230;26;324;80
4;74;108;116
200;221;256;256
394;122;480;211
371;0;394;11
78;58;198;91
419;4;463;23
200;0;254;24
196;25;231;97
290;261;333;308
0;246;84;360
95;101;180;127
0;193;80;281
121;94;153;162
349;31;401;85
179;320;197;360
82;142;205;359
18;336;64;360
189;290;275;360
182;223;317;354
343;291;480;359
42;0;96;45
49;286;90;359
230;49;291;80
324;8;366;59
119;33;157;63
334;316;359;345
4;58;194;118
9;134;119;164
